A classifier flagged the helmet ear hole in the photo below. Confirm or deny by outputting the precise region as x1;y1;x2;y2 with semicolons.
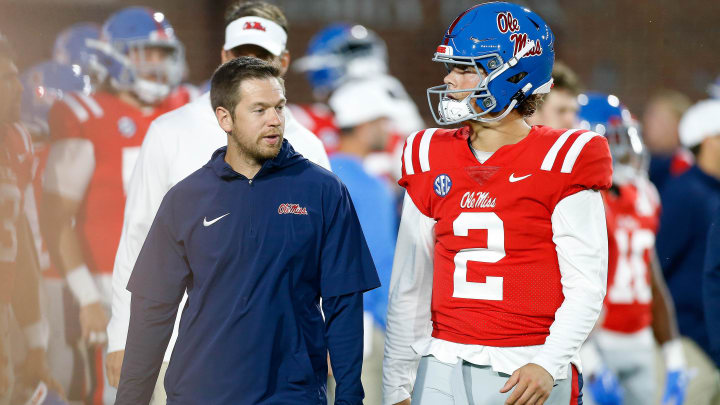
506;72;527;83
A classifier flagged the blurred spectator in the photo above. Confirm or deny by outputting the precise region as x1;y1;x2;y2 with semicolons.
656;99;720;404
526;61;581;129
326;79;398;405
704;207;720;367
642;90;693;191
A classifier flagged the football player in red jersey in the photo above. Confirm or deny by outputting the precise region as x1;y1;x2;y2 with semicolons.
39;8;184;405
576;93;688;405
0;33;64;405
382;3;612;405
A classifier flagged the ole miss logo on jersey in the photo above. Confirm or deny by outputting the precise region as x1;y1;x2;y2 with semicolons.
496;12;543;57
243;21;266;31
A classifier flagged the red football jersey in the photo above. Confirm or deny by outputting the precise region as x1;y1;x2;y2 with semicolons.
601;177;661;333
0;123;34;302
48;91;168;275
400;125;612;346
288;103;340;154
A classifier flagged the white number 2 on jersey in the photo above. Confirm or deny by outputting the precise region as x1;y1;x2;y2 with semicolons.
608;228;653;304
452;212;506;300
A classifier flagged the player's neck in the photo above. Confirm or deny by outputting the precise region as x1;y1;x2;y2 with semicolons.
467;113;532;153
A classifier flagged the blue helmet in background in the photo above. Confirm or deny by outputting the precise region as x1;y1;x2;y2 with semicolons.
20;60;87;136
578;92;646;183
294;23;387;98
52;22;101;90
428;2;555;125
96;6;184;104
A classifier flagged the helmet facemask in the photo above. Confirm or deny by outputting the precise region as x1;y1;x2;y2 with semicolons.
427;41;549;126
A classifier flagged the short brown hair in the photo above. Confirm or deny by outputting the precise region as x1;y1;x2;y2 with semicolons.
210;56;282;115
551;61;581;96
225;1;288;33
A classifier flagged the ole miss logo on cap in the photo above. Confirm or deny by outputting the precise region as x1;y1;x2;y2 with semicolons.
243;21;266;31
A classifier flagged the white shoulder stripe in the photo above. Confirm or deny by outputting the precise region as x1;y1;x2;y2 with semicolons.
418;128;438;173
62;94;89;123
403;130;420;175
540;129;580;171
75;93;103;118
561;131;599;173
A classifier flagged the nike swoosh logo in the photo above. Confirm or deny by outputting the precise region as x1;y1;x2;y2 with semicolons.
203;213;230;227
509;173;532;182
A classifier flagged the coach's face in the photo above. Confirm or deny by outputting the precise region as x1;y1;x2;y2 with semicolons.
221;77;286;162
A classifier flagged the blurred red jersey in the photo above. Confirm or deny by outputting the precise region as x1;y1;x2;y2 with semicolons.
289;103;340;154
0;123;34;302
399;125;612;346
602;177;661;333
48;91;169;275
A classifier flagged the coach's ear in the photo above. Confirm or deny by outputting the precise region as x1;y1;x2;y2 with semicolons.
215;106;234;133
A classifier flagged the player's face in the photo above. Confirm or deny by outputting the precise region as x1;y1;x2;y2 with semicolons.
443;64;483;102
532;89;579;128
227;77;286;162
128;45;176;83
0;57;22;124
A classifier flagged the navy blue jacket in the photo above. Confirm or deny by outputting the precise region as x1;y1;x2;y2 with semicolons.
703;208;720;368
657;165;720;363
116;141;380;404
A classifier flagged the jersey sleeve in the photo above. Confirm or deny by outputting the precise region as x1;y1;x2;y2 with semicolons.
397;130;437;218
319;181;380;298
48;93;90;141
560;134;613;200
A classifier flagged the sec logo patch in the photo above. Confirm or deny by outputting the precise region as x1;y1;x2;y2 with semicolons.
118;116;137;138
434;174;452;197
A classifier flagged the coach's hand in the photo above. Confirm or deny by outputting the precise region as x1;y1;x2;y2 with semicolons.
79;301;108;345
501;363;553;405
106;350;124;388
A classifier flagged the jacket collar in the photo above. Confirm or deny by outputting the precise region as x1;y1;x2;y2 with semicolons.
207;139;305;180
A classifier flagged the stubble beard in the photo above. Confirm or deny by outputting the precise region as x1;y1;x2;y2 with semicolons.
228;128;283;164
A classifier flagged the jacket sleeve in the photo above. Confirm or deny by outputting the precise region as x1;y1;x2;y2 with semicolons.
382;193;435;405
323;292;365;405
107;120;172;352
530;189;608;379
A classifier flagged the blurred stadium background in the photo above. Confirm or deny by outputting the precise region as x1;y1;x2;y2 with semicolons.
2;0;719;119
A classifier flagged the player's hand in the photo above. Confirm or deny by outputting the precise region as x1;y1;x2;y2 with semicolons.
19;348;66;399
106;349;125;388
393;400;411;405
587;366;623;405
662;369;690;405
500;363;554;405
79;301;108;345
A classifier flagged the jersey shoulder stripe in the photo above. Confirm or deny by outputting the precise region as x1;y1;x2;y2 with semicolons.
539;128;600;173
540;129;580;171
74;92;104;119
60;93;90;123
560;131;600;173
402;128;441;176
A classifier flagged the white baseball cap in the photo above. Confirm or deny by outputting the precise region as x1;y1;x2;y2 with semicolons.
330;80;395;128
223;16;287;56
679;99;720;147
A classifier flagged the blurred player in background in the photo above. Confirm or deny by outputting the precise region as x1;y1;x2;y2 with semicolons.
39;7;185;404
20;59;89;402
106;2;329;404
383;3;611;404
52;22;101;95
526;61;581;129
577;93;688;405
293;23;424;180
657;100;720;405
325;80;398;405
642;90;693;192
0;32;65;405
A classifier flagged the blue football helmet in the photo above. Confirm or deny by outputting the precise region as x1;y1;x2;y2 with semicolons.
95;7;184;104
428;2;555;125
52;22;101;90
578;92;646;184
20;60;87;136
293;23;388;98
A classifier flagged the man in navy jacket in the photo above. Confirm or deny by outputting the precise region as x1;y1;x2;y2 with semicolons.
115;57;379;404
